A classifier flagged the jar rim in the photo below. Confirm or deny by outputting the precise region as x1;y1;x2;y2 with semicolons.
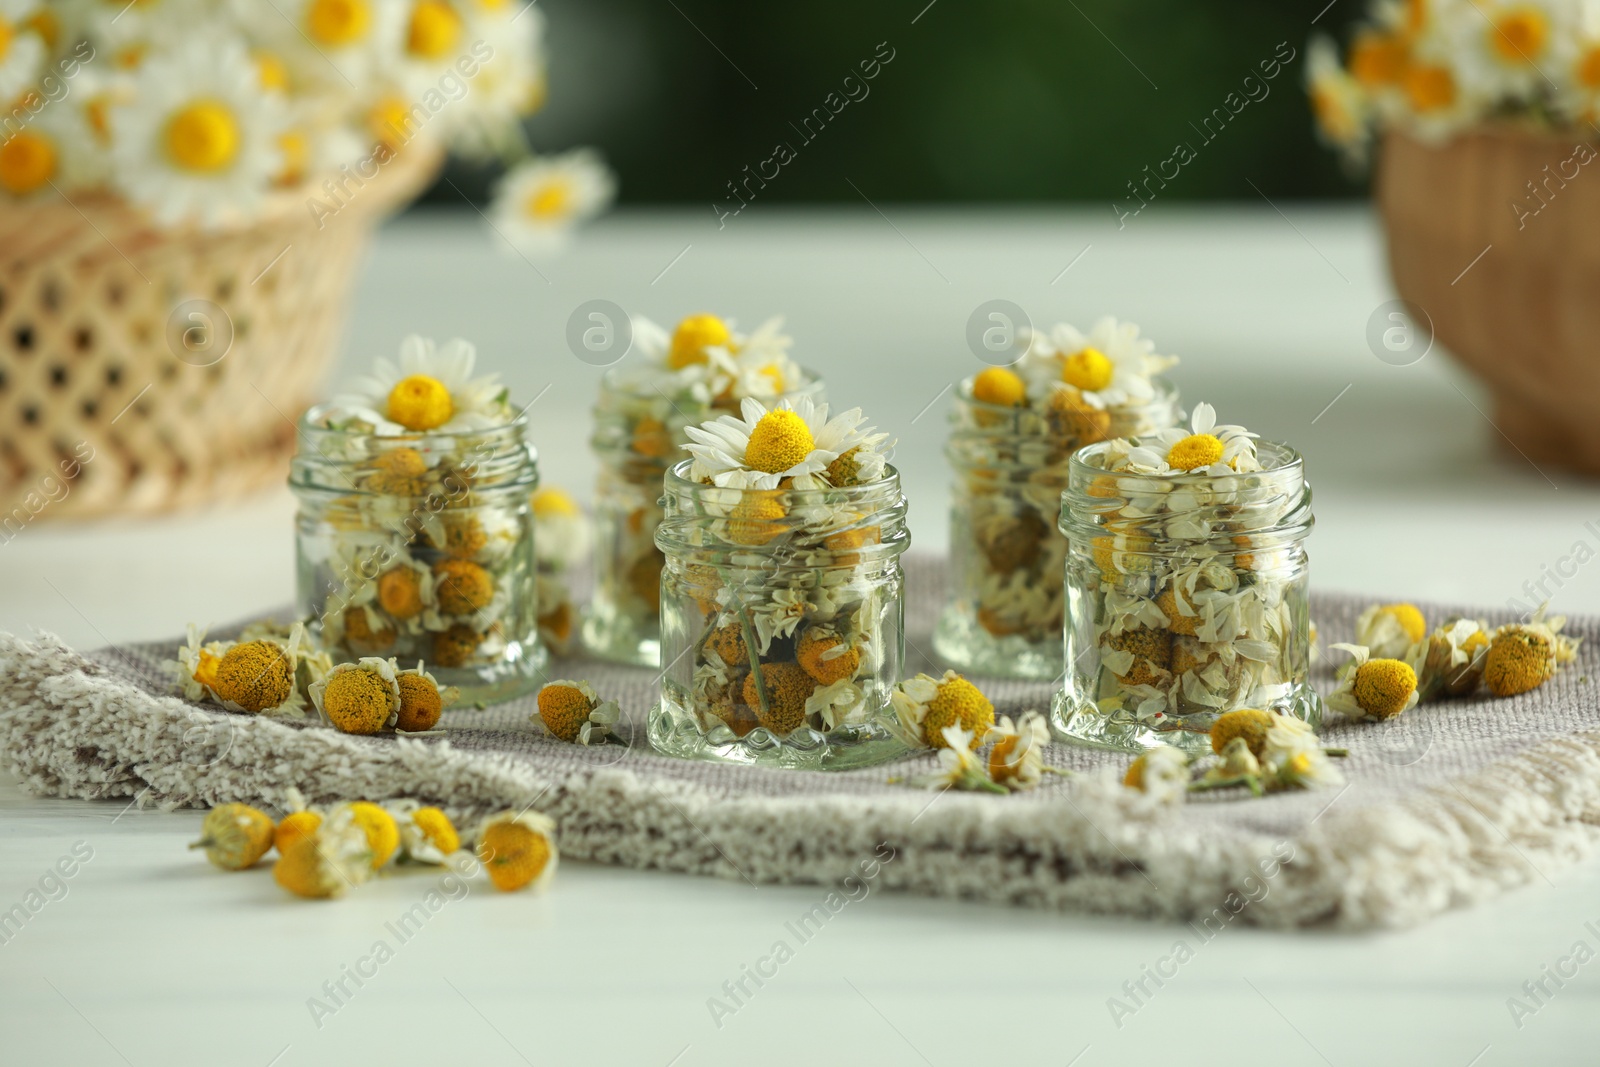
298;403;535;450
1069;436;1304;484
956;372;1179;417
663;456;903;501
601;362;826;396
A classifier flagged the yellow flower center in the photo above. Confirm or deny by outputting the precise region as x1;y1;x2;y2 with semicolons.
395;673;444;731
0;130;57;195
744;662;816;735
412;807;459;853
164;100;241;174
1483;630;1554;697
1210;708;1274;757
1379;603;1427;644
369;96;416;149
524;179;571;220
668;313;731;369
1405;0;1428;35
1404;63;1457;111
378;566;425;619
1352;659;1417;719
307;0;371;46
276;130;308;184
537;683;594;742
323;667;394;735
1312;86;1358;143
87;95;112;144
1350;32;1409;87
347;802;399;868
273;810;322;854
256;50;289;92
0;19;12;62
1490;8;1547;65
1288;752;1313;776
1166;433;1224;471
743;409;814;474
921;676;994;748
727;493;787;546
434;558;494;614
797;629;860;686
478;820;552;891
407;0;463;58
386;374;454;430
532;486;580;517
212;641;294;713
1579;47;1600;89
989;734;1023;783
972;366;1026;407
1061;347;1113;392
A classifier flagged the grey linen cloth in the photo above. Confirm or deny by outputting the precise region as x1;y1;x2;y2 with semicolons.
2;555;1598;930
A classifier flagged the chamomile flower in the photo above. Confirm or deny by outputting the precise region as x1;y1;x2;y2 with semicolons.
1307;35;1373;160
888;670;995;749
1415;616;1490;699
1327;642;1420;721
394;661;458;731
684;396;891;490
0;91;112;198
1122;403;1261;476
449;3;547;158
234;0;406;91
531;486;591;570
476;810;559;892
1261;718;1345;790
1483;604;1581;696
309;657;401;734
488;148;615;255
388;800;461;863
0;3;46;115
894;725;1008;793
172;622;312;718
326;334;513;434
1356;602;1428;659
1122;745;1189;803
535;679;621;744
986;711;1055;791
1448;0;1572;102
109;37;288;226
272;804;373;899
1021;316;1178;409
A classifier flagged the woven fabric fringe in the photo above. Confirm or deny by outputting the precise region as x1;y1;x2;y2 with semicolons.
4;564;1599;931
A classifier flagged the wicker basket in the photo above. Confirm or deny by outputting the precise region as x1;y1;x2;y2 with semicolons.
0;146;440;521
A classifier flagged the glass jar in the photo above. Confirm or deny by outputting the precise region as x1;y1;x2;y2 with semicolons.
648;459;910;769
1051;439;1318;754
584;367;825;666
291;407;545;705
935;378;1180;679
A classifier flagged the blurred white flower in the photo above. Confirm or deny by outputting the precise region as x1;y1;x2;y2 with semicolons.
488;147;615;255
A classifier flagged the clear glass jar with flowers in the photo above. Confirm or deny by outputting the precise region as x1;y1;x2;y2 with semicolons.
585;313;824;666
292;335;544;705
935;318;1180;679
1052;404;1319;755
648;398;910;769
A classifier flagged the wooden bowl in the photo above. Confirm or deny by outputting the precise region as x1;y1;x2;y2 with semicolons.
1377;126;1600;473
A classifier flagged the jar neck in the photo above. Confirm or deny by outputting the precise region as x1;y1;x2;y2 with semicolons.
655;459;908;563
1062;439;1312;546
947;377;1180;471
291;407;538;498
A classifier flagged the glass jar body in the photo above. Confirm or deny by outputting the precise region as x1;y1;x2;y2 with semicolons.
291;411;546;705
935;380;1179;679
584;367;825;667
1050;441;1318;755
648;462;911;770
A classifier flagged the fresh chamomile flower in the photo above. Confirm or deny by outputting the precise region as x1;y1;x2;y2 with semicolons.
0;84;107;197
394;661;458;731
174;623;313;718
1356;601;1428;659
326;334;512;435
1415;616;1491;699
109;36;288;226
273;804;374;899
1260;718;1345;790
531;486;591;570
1483;604;1581;697
888;670;995;750
684;396;890;490
1327;642;1419;721
476;810;559;893
1123;403;1260;475
448;2;548;158
535;679;621;744
189;804;276;870
309;658;402;735
1021;316;1178;410
0;1;47;103
1447;0;1573;103
986;711;1056;791
232;0;406;92
387;799;461;864
1122;745;1189;803
1307;35;1373;161
488;148;615;255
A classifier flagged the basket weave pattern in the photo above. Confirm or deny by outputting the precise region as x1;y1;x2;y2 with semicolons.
0;148;439;521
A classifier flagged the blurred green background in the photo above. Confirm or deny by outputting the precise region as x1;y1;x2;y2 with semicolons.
429;0;1368;207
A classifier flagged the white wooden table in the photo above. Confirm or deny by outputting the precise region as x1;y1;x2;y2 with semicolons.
3;208;1597;1065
